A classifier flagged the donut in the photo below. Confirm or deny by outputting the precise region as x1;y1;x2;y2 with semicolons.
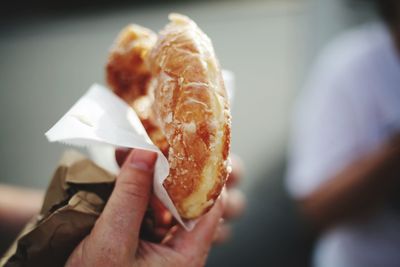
106;24;169;155
148;14;231;219
106;14;231;219
106;24;156;104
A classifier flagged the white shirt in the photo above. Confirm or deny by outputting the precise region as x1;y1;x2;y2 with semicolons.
286;22;400;267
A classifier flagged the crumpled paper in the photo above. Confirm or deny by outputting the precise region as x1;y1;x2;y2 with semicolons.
44;70;234;230
44;82;195;230
0;70;234;267
0;150;115;267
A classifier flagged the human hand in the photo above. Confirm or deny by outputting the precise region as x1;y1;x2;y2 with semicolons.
66;149;224;267
0;184;43;231
214;155;246;243
115;149;246;244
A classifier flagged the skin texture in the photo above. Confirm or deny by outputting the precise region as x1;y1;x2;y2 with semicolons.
115;148;245;244
66;149;223;267
0;151;244;259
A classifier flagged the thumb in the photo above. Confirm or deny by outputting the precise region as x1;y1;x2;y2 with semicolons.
90;149;157;254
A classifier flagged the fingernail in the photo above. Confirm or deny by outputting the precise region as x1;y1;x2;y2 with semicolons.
129;149;157;172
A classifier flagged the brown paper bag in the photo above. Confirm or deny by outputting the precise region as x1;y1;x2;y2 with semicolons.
0;150;116;267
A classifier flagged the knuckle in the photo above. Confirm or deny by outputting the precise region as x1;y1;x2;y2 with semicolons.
117;177;150;200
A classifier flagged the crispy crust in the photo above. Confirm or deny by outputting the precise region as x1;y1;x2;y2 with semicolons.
106;15;231;219
149;14;231;219
106;25;169;155
106;24;156;103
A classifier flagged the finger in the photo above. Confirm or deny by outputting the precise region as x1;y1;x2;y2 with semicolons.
91;149;157;253
161;225;179;245
226;154;244;188
150;195;173;227
223;188;246;220
140;196;174;243
152;227;171;242
213;223;231;244
167;197;224;261
115;147;132;167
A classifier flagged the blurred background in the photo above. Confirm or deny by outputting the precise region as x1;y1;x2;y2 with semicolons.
0;0;380;266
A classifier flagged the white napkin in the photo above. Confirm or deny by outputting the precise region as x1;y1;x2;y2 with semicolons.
45;70;234;231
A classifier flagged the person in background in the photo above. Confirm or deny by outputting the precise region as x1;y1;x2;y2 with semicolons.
286;0;400;266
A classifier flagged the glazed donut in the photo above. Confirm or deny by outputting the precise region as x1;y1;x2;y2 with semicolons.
106;14;231;219
106;24;156;104
148;14;231;219
106;24;169;155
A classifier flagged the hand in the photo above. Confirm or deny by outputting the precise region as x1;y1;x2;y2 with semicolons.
66;149;224;267
0;184;43;231
115;149;246;244
214;155;245;243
